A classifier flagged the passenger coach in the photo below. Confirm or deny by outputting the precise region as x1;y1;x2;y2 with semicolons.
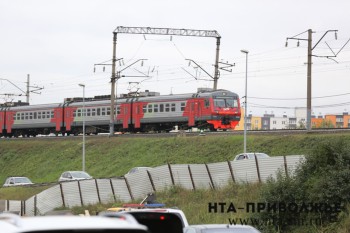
0;89;241;137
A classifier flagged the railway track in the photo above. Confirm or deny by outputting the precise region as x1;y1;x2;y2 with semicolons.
2;128;350;140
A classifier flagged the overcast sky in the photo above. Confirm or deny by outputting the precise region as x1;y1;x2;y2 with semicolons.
1;0;350;116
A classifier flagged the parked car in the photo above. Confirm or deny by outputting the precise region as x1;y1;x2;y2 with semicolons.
58;171;92;182
0;213;149;233
3;177;33;187
184;224;261;233
116;207;189;233
233;152;270;161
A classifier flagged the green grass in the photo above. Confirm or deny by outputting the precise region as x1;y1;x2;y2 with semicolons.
1;132;350;232
1;133;337;185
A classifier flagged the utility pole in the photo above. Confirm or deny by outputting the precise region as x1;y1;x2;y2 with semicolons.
306;29;312;131
26;74;30;103
110;32;117;136
285;29;347;131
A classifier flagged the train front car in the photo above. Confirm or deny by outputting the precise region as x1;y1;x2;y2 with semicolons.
206;90;241;130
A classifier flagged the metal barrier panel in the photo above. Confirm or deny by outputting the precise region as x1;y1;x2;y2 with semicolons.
61;181;82;208
2;155;307;216
286;155;306;176
258;156;285;182
96;179;115;204
36;185;63;215
25;196;35;216
126;171;154;200
231;160;259;183
188;164;211;189
171;164;193;189
8;200;21;214
111;178;132;202
80;179;99;206
0;200;5;212
207;162;232;188
149;165;173;191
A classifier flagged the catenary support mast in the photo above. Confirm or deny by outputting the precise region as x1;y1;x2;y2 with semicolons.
109;26;221;136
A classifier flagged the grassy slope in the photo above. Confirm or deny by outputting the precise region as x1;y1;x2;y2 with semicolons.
2;132;350;232
0;133;346;185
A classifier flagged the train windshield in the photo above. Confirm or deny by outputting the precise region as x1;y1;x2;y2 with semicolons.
214;97;238;108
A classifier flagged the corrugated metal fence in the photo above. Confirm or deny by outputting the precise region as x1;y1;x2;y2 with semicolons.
2;155;304;216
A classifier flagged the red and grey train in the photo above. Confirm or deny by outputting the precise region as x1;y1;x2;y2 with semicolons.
0;89;241;137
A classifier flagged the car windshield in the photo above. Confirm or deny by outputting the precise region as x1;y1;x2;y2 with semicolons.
14;177;31;183
214;98;238;108
71;172;91;178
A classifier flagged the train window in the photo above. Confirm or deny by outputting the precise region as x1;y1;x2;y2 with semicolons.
97;108;101;116
46;111;50;118
143;105;147;113
25;112;29;120
91;108;96;116
77;109;82;117
204;99;210;108
107;107;111;115
87;109;91;117
181;102;186;111
29;112;33;120
34;112;37;119
165;103;170;112
51;111;54;118
171;103;176;112
160;104;164;112
117;106;120;114
38;112;42;119
101;108;106;116
154;104;158;113
148;104;153;113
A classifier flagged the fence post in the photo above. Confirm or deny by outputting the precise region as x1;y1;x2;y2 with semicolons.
254;156;262;183
227;160;236;183
147;170;156;192
59;183;66;207
284;155;289;178
77;181;84;206
95;179;101;204
34;195;37;216
188;165;196;190
205;163;215;190
124;177;134;201
168;163;175;185
109;179;117;202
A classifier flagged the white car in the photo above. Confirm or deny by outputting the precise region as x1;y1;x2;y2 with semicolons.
184;224;261;233
0;213;149;233
3;177;33;187
233;153;270;161
58;171;92;182
126;167;152;175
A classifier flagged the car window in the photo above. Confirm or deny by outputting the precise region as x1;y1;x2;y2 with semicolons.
14;177;31;183
128;212;183;233
71;172;91;179
237;155;245;160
